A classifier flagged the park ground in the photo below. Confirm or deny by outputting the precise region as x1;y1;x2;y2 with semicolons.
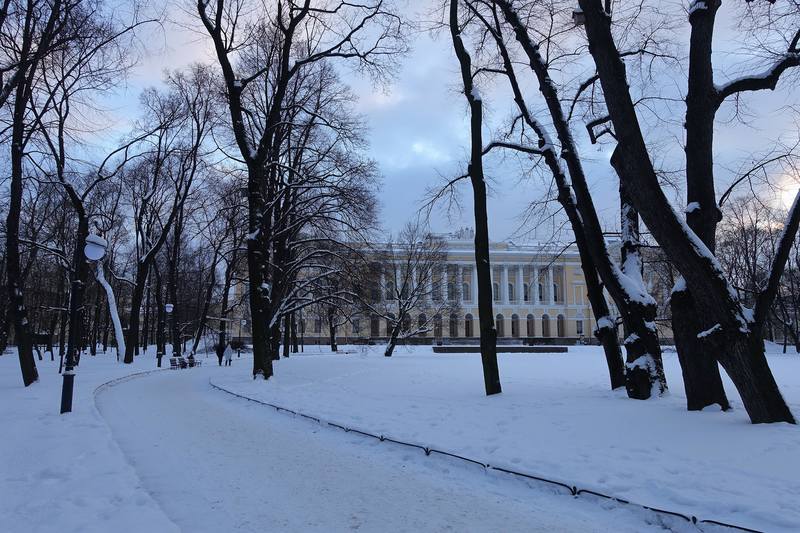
1;344;799;532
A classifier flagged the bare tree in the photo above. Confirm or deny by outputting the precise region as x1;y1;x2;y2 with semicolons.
449;0;502;395
578;0;799;423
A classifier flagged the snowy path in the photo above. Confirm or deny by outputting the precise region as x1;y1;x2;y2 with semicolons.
95;369;662;532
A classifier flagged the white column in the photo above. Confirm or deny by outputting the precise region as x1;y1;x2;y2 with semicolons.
548;266;555;305
501;264;509;304
457;265;464;303
533;266;540;304
516;265;523;304
442;264;449;302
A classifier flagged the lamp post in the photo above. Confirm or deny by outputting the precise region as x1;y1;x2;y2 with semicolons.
165;303;175;358
238;319;246;357
60;233;107;414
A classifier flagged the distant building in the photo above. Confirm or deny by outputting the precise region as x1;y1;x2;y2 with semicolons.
229;229;674;344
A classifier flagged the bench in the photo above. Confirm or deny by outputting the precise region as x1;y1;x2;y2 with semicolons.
169;356;203;369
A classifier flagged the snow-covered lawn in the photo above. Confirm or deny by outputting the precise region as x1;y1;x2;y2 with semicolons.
3;344;798;532
214;344;800;532
0;350;178;533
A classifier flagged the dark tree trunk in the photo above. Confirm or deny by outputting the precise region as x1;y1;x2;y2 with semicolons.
153;265;166;367
384;321;402;357
671;289;730;410
578;0;794;423
291;313;298;353
450;0;501;395
282;314;291;358
124;262;148;363
6;76;38;386
61;217;90;413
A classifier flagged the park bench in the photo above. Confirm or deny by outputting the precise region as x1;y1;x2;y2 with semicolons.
169;356;203;369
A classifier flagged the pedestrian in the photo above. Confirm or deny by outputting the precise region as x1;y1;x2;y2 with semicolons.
224;344;233;366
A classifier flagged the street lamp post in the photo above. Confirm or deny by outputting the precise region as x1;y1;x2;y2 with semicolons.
238;319;246;358
60;233;107;414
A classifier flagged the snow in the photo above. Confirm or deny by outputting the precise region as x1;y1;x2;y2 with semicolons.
697;323;722;339
0;350;177;533
685;202;700;213
215;345;800;532
3;344;800;532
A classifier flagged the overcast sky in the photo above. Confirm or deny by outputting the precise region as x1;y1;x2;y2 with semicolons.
108;1;800;243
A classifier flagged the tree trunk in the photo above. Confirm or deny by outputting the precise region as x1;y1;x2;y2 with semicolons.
282;314;291;358
671;288;730;410
291;313;298;353
578;0;794;423
153;265;166;367
6;77;38;386
450;0;501;395
384;321;402;357
618;175;667;398
61;217;90;413
124;262;148;363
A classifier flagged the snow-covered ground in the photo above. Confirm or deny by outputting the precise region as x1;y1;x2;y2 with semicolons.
2;344;798;532
214;344;800;533
0;350;178;533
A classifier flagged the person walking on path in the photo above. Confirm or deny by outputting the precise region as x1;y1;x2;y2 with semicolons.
224;344;233;366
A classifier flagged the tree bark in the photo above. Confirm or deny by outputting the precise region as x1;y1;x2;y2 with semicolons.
450;0;501;395
578;0;794;423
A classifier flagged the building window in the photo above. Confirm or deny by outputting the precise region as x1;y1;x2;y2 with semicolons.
465;314;474;337
462;282;470;301
493;282;500;302
385;281;395;300
508;283;515;302
370;315;380;337
386;313;396;335
524;283;530;302
553;283;560;303
557;314;565;337
527;314;535;336
496;314;505;337
418;314;427;336
576;319;584;337
511;314;520;338
352;318;360;335
447;282;456;301
314;317;322;334
541;314;551;337
402;314;411;332
434;315;443;337
449;313;459;337
538;283;544;302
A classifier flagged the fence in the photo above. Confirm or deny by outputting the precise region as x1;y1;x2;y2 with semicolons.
209;378;764;533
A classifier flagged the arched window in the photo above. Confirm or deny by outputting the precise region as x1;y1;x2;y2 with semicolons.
434;315;443;337
508;283;515;302
402;314;411;332
557;314;566;337
314;317;322;334
462;282;471;302
449;314;459;337
527;314;535;336
386;313;396;335
385;281;395;300
418;314;427;336
352;318;360;335
496;314;505;337
576;319;584;337
538;282;544;302
465;314;474;337
493;282;500;302
541;314;551;337
553;283;560;303
447;282;456;301
511;314;520;337
523;283;530;302
370;315;380;337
